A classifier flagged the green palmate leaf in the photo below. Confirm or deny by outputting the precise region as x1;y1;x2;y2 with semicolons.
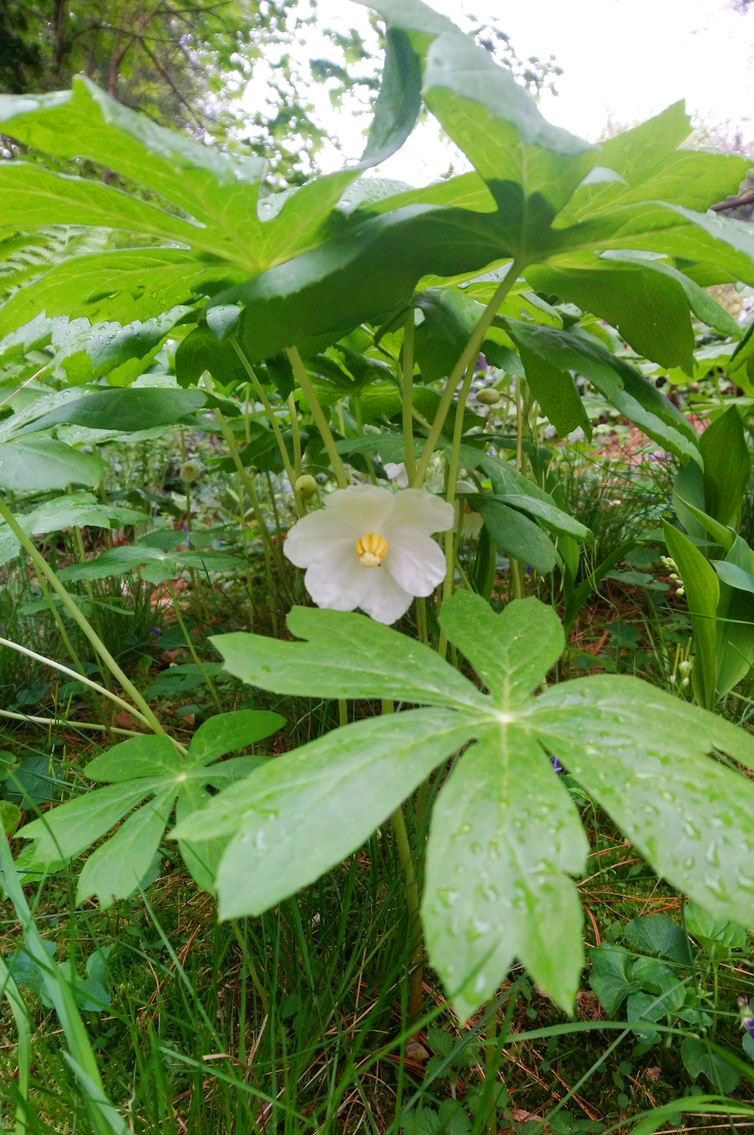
469;495;559;574
0;61;425;337
414;287;485;380
229;206;508;360
15;387;206;436
0;306;191;389
489;493;590;541
529;674;754;917
212;605;486;712
180;710;475;920
176;591;754;1019
577;203;754;288
515;342;590;438
526;258;697;372
422;33;594;230
0;249;239;337
18;713;281;906
0;491;146;567
76;790;174;906
57;544;242;585
437;590;563;705
360;28;422;166
506;320;699;460
663;523;720;708
561;105;749;222
186;710;286;767
0;162;220;251
423;726;586;1018
19;780;159;862
0;437;104;490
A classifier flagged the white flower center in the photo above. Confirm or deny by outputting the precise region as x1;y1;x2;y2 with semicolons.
355;531;389;568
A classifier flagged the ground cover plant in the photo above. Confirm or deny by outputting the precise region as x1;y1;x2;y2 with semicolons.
1;0;754;1130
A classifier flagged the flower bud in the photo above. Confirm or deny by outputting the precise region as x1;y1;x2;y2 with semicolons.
179;459;203;484
295;473;319;500
477;388;501;406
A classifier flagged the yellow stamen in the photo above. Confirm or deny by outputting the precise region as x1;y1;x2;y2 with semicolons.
356;531;389;567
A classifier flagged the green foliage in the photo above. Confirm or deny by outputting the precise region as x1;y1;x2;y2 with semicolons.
19;710;284;903
174;591;754;1020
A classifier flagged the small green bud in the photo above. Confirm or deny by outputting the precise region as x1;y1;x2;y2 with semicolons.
477;388;501;406
295;473;319;500
179;459;203;484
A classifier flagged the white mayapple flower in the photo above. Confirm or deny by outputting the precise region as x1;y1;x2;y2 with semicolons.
284;483;454;624
384;461;410;488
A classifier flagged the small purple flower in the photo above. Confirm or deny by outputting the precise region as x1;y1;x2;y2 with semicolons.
551;756;563;773
746;1018;754;1039
149;626;161;637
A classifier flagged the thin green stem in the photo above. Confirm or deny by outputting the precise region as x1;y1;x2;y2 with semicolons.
214;408;279;572
0;636;151;729
0;497;169;743
437;363;476;658
35;571;86;678
413;260;521;486
231;340;298;493
287;393;302;472
511;373;527;600
0;707;141;736
287;346;348;488
383;698;424;1023
401;314;416;483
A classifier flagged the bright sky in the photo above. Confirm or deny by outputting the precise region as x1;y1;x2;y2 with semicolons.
244;0;754;183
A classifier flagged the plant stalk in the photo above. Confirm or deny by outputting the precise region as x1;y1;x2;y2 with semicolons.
286;346;348;488
413;260;521;486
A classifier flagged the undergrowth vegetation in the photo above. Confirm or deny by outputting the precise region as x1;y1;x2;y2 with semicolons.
1;0;754;1131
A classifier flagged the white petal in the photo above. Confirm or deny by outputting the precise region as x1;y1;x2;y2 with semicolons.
304;545;369;611
284;509;353;568
384;462;409;488
324;484;394;531
387;488;454;535
386;529;447;597
358;568;414;624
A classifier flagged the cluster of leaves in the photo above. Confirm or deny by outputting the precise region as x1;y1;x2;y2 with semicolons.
591;906;751;1092
1;0;754;1054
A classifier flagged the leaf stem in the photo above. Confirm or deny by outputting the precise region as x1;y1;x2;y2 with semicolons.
0;636;151;729
437;362;476;658
0;707;141;737
401;313;416;483
231;340;298;497
286;346;348;488
383;698;424;1022
413;260;521;486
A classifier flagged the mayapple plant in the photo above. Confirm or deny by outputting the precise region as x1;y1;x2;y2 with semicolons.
3;0;754;1039
170;592;754;1021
